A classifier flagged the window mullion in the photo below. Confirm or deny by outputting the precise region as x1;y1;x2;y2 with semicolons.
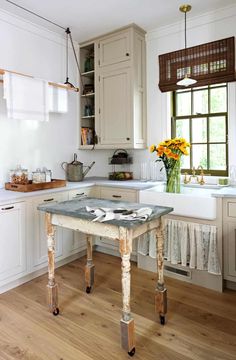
207;115;210;171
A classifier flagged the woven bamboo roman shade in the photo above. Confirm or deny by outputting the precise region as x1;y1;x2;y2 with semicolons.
158;37;236;92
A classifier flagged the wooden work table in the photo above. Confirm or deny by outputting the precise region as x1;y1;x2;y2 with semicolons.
38;197;173;356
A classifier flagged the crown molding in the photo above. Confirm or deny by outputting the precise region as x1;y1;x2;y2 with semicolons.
146;3;236;41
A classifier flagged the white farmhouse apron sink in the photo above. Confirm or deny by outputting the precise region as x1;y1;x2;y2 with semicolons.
140;184;220;220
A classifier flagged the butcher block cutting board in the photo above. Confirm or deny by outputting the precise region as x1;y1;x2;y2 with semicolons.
5;179;66;192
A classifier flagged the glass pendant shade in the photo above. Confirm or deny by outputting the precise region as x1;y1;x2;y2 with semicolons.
177;74;197;86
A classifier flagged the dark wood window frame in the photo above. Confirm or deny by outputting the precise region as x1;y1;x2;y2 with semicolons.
171;84;228;176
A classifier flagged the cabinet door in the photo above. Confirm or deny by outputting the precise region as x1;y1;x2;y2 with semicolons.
224;222;236;279
99;30;131;67
99;67;132;145
32;193;65;269
0;202;26;282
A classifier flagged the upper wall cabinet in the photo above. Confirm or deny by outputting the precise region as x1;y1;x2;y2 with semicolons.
79;24;147;149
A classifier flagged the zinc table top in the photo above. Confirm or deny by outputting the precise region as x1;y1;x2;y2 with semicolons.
38;197;173;229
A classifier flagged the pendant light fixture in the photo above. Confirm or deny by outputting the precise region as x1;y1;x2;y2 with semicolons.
64;28;79;91
177;4;197;87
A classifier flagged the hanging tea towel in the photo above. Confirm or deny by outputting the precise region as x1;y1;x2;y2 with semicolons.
3;71;49;121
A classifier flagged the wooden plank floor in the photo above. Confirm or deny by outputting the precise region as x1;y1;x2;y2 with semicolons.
0;252;235;360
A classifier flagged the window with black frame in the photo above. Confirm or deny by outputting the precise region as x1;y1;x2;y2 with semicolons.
171;83;228;176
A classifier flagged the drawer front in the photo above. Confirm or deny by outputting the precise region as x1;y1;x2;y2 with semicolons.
68;187;96;200
100;187;137;202
228;202;236;218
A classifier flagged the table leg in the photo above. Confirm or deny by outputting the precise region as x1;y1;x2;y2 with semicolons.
85;234;94;294
46;212;59;316
119;232;135;357
155;218;167;325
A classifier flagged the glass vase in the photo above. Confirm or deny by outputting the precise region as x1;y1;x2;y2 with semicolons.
166;160;181;193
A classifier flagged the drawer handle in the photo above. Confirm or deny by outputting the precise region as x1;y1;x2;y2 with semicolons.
112;195;122;198
75;192;85;196
1;206;14;210
126;53;130;56
126;137;130;141
44;198;54;202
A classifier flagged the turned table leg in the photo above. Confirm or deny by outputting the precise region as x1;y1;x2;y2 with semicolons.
85;234;95;294
155;218;167;325
46;212;59;316
119;229;135;357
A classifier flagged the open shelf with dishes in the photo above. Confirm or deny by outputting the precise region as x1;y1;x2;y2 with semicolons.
80;42;96;146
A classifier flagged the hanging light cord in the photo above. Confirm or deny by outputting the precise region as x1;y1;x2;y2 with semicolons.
5;0;65;30
65;30;69;83
184;10;187;49
184;10;187;75
66;28;87;95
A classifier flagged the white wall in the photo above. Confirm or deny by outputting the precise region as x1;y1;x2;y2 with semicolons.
145;4;236;175
0;9;112;187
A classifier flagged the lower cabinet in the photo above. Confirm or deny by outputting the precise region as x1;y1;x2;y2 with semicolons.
0;202;26;285
223;199;236;282
31;192;66;270
0;184;138;293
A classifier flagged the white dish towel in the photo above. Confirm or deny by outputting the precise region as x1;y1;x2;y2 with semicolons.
3;71;49;121
49;85;68;113
86;206;152;222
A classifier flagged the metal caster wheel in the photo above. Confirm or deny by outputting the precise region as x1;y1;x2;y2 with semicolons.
160;315;165;325
53;307;59;316
86;286;91;294
128;347;135;357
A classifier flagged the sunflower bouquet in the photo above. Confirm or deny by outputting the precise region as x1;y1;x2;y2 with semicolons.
150;138;190;193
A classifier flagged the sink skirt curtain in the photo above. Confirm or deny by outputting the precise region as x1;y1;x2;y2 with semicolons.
138;219;221;275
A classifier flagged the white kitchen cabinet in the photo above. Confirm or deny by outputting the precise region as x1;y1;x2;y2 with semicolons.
31;193;66;270
98;29;131;68
99;67;132;146
223;199;236;282
0;202;26;284
79;24;146;149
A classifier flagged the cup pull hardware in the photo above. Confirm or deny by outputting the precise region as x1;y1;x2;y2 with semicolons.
112;195;122;198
